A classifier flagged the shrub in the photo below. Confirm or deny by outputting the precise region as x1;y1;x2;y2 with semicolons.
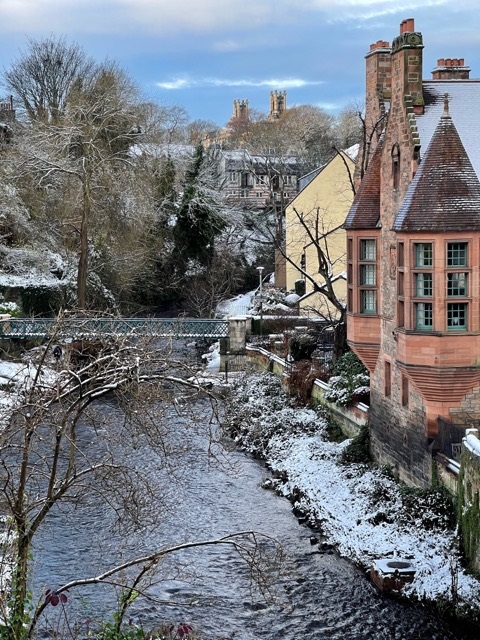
324;351;369;406
340;424;372;465
289;360;328;404
399;485;456;531
289;332;318;361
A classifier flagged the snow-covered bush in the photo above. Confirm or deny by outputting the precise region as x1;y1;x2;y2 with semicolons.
324;351;370;406
224;372;322;457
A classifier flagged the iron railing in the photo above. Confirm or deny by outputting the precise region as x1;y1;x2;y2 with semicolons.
436;417;469;460
0;317;229;340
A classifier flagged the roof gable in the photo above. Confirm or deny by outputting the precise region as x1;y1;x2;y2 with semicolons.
344;141;382;229
394;106;480;232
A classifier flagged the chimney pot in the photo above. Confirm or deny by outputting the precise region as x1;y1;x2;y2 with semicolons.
437;58;445;66
459;58;465;66
404;18;415;33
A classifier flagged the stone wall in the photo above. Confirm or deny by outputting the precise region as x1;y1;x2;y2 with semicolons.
458;430;480;573
311;380;367;438
246;346;368;437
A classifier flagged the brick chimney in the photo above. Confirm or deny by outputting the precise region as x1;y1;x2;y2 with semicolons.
431;58;471;80
365;39;391;150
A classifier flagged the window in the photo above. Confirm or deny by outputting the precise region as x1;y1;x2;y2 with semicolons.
401;375;409;406
241;173;254;188
359;239;377;314
447;303;467;330
384;361;391;397
397;300;405;327
392;144;400;190
415;243;432;267
412;243;433;330
415;302;433;329
229;171;237;182
361;264;376;285
397;242;404;267
415;272;432;297
360;239;376;261
347;288;353;312
447;272;467;297
447;242;467;267
445;242;468;329
398;271;404;296
361;290;376;313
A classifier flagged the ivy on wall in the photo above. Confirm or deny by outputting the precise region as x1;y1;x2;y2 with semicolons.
458;448;480;575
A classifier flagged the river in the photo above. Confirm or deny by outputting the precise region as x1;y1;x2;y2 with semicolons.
31;388;474;640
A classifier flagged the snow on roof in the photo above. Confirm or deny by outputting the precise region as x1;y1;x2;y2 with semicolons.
419;81;480;178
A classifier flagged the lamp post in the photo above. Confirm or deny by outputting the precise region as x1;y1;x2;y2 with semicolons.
256;266;264;337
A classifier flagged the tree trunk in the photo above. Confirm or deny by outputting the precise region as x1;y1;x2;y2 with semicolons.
10;534;30;640
333;320;347;365
77;171;91;309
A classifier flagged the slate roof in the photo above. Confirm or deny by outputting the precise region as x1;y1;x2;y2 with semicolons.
393;104;480;232
418;81;480;179
344;140;382;229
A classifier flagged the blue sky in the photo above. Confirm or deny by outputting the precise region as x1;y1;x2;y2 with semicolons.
1;1;479;126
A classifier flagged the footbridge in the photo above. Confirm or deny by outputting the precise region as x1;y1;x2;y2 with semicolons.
0;316;230;339
0;315;248;370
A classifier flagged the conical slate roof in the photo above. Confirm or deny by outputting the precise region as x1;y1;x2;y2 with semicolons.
394;103;480;231
344;141;382;229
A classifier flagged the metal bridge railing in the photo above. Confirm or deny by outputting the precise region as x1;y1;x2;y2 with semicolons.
0;317;229;340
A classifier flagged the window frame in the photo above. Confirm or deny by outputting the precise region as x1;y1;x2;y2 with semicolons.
358;238;377;314
412;242;434;330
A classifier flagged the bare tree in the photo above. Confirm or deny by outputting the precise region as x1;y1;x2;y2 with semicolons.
3;36;94;124
16;62;143;309
0;315;280;639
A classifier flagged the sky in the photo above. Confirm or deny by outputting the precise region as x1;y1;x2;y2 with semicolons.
0;1;480;127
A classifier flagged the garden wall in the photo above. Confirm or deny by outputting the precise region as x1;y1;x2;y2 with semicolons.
458;429;480;573
246;346;368;438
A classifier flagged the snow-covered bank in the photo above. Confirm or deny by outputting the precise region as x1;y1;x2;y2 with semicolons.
223;371;480;623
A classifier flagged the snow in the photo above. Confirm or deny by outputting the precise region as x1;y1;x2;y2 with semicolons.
216;291;254;318
465;432;480;456
224;372;480;618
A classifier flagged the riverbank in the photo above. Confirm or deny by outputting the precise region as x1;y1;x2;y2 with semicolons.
222;370;480;629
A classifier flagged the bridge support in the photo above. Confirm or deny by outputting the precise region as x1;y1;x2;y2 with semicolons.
220;317;248;372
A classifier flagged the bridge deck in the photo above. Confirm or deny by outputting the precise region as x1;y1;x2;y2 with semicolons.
0;317;229;340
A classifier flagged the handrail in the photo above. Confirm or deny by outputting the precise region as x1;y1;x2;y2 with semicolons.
0;317;229;339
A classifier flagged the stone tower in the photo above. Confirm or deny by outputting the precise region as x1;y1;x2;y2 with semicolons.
233;99;249;121
269;90;287;119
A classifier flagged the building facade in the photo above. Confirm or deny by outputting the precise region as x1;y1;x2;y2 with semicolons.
284;146;358;318
345;18;480;486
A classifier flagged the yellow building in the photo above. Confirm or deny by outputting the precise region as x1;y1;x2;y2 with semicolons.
283;145;358;319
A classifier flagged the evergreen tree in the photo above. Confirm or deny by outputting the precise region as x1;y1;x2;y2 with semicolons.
174;142;226;271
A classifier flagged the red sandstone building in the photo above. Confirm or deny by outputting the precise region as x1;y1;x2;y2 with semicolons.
345;18;480;486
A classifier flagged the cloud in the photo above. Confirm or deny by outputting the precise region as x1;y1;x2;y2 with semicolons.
212;40;243;53
0;0;291;36
156;76;323;91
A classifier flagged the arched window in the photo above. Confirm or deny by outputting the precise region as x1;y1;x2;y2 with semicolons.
391;144;400;190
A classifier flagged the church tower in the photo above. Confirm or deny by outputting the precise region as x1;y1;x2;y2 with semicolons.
269;90;287;119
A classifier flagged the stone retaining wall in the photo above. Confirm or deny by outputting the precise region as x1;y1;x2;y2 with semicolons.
246;346;368;437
